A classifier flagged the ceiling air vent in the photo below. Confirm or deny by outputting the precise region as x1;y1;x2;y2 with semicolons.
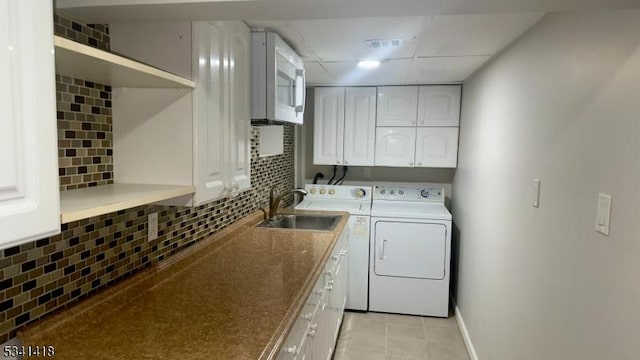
365;38;405;49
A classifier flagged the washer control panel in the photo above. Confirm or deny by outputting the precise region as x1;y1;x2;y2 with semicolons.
304;184;372;200
374;185;444;202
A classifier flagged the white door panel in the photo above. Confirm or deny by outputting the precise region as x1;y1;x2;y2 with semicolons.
418;85;461;126
345;216;369;311
194;22;226;204
374;221;446;280
415;127;459;168
0;0;60;248
313;87;345;165
228;22;251;193
343;87;376;166
376;86;418;127
374;127;416;167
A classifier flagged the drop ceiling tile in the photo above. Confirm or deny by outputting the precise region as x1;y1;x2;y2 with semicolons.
416;13;543;57
245;20;318;60
291;17;423;61
407;56;491;83
322;59;412;85
304;61;335;85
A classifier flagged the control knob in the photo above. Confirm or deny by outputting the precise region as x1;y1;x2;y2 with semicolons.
319;188;326;195
355;188;366;198
420;189;430;198
309;188;317;194
328;189;335;195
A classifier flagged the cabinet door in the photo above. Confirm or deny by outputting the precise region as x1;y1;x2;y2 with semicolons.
376;86;418;127
226;22;251;194
193;22;227;204
313;87;345;165
415;127;459;168
343;87;376;166
0;0;60;248
417;85;461;126
374;128;417;167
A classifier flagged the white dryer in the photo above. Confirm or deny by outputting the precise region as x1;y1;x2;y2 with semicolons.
369;184;452;317
296;184;372;311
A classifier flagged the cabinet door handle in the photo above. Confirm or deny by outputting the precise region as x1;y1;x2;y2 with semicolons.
379;239;387;260
408;161;414;166
344;160;349;165
411;120;416;125
336;160;341;164
339;250;347;256
417;161;422;166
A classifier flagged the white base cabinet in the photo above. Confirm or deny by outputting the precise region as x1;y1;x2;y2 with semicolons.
0;0;60;249
278;229;348;360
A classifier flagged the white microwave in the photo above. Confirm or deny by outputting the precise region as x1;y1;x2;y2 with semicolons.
251;31;305;124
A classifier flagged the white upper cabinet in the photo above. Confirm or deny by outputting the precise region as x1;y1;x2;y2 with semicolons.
415;127;459;168
376;86;418;127
193;22;227;202
343;87;377;166
374;128;417;167
313;87;376;166
110;21;251;206
0;0;60;248
313;87;345;165
417;85;461;126
227;22;251;194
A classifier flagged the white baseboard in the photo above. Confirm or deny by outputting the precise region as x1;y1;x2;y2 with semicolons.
453;301;479;360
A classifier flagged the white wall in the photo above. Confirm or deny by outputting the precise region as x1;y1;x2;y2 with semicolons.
453;10;640;360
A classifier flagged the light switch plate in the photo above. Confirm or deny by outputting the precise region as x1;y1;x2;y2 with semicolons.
148;212;158;241
595;193;611;236
532;179;541;208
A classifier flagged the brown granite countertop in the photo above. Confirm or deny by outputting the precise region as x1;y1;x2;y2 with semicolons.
19;209;349;360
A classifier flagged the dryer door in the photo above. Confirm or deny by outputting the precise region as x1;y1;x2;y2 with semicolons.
373;220;446;280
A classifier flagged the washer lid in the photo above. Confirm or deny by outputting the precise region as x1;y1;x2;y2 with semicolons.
371;200;451;220
295;199;371;215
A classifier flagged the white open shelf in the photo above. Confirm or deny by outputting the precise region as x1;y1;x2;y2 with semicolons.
54;36;195;88
60;183;196;223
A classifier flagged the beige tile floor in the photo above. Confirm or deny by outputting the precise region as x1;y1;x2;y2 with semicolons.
334;311;470;360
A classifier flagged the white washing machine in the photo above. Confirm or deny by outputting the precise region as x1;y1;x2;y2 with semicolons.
296;184;372;311
369;184;452;317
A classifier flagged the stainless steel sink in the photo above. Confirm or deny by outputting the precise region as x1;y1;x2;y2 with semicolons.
257;214;341;231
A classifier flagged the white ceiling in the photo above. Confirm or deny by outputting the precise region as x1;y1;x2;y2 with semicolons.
57;0;639;85
247;13;543;85
58;0;640;23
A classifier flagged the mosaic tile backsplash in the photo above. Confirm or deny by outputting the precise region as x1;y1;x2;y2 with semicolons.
0;15;296;343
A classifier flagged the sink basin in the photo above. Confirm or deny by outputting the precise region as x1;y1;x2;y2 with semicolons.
257;214;341;231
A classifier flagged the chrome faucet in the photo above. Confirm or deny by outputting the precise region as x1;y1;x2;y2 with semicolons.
268;186;307;220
